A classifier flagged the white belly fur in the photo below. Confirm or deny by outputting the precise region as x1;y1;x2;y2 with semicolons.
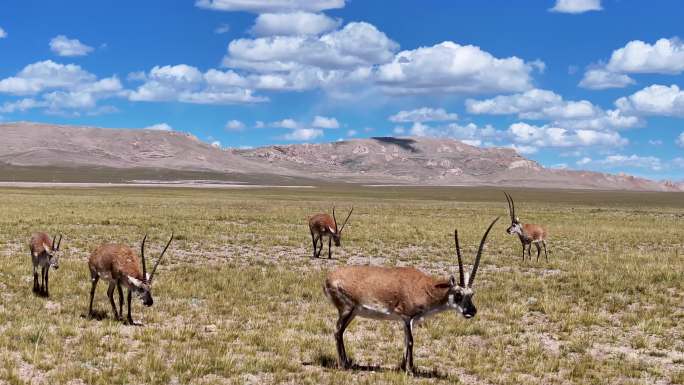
356;304;403;321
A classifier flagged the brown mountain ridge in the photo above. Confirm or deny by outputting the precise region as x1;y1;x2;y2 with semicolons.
0;122;680;191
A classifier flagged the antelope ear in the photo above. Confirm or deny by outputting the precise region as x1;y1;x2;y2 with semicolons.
327;226;335;234
435;276;455;289
514;217;520;223
145;273;151;282
42;243;50;253
128;275;144;288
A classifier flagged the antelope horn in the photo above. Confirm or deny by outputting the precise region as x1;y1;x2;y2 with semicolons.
55;234;63;251
332;206;337;230
468;217;500;288
504;192;515;221
149;233;173;284
51;234;56;251
140;234;148;280
338;207;353;233
454;229;465;287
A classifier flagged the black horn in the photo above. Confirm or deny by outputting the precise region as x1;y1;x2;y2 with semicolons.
332;206;337;230
468;217;500;287
504;192;515;221
454;230;465;287
338;207;353;233
140;234;148;279
149;233;173;284
55;234;63;251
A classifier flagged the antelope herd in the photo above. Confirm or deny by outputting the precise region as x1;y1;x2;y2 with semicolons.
23;192;547;375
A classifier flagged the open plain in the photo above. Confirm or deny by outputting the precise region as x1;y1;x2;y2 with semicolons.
0;186;682;385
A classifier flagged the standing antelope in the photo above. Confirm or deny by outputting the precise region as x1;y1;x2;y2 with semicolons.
308;206;353;259
29;232;62;297
324;217;499;374
87;233;173;324
504;192;548;261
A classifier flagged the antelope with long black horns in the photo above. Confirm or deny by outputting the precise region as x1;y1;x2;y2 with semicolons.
308;206;353;258
29;232;62;297
504;192;548;261
87;233;173;324
323;217;499;374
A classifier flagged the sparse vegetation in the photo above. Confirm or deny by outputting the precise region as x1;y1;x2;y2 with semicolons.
0;186;682;384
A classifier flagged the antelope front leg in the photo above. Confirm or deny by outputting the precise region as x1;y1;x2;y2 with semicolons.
107;282;120;320
44;267;50;297
335;309;356;369
32;264;39;293
117;283;124;317
401;319;415;375
328;237;332;259
317;237;324;259
310;231;317;258
520;243;525;261
88;274;99;318
535;243;541;262
40;266;47;295
543;241;549;261
126;289;134;325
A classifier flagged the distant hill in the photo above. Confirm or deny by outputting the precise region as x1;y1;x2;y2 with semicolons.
0;122;680;191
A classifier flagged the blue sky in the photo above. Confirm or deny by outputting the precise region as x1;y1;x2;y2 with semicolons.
1;0;683;179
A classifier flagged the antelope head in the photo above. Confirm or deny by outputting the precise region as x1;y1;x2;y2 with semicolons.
42;234;62;270
444;217;499;319
504;192;523;236
133;233;173;307
330;206;353;246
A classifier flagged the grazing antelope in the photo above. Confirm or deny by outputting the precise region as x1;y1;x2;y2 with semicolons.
324;217;499;374
29;232;62;296
504;192;548;261
308;207;353;259
87;234;173;324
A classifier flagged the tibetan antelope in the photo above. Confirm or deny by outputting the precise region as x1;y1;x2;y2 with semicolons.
324;217;499;374
87;234;173;324
504;192;548;261
29;232;62;296
308;206;353;259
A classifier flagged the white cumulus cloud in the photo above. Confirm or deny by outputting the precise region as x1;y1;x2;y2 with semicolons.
677;131;684;147
508;122;627;150
579;68;635;89
0;60;122;114
49;35;94;57
615;84;684;116
312;115;339;128
0;27;6;39
376;41;538;95
251;12;340;36
144;123;173;131
606;38;684;74
195;0;346;13
283;128;323;141
580;154;664;171
225;119;245;131
389;107;458;123
549;0;602;14
128;64;267;104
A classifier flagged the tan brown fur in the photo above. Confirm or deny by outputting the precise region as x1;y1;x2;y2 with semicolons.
325;266;450;319
323;217;498;374
88;244;145;287
29;232;61;296
29;232;52;256
522;223;547;242
87;234;172;324
308;207;352;259
504;192;549;261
